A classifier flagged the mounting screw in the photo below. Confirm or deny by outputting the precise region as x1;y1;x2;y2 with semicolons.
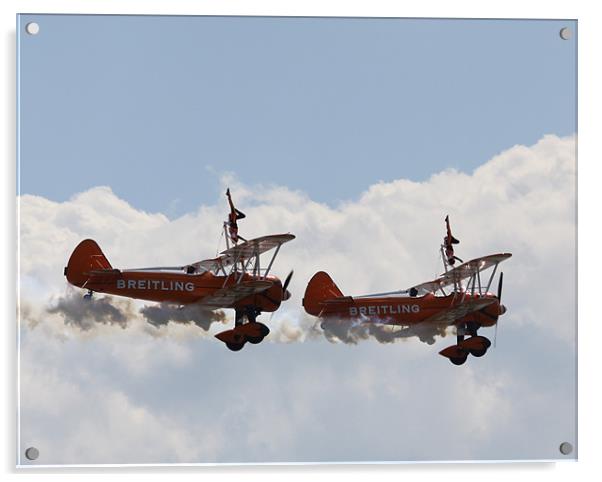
559;27;572;40
559;442;573;455
25;447;39;460
25;22;40;35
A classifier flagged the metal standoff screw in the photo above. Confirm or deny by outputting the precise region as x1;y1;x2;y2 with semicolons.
25;447;39;461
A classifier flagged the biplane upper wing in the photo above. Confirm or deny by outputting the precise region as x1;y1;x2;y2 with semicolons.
411;253;512;293
220;234;296;260
199;280;274;308
193;234;296;272
420;296;498;325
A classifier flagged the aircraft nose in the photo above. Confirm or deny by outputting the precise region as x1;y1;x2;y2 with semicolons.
499;304;507;315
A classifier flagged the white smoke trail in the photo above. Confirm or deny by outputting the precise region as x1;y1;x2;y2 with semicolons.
46;291;135;330
265;310;448;345
140;303;226;330
40;290;227;335
318;317;450;345
30;289;448;346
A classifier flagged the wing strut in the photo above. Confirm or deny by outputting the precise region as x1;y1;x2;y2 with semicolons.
263;243;281;279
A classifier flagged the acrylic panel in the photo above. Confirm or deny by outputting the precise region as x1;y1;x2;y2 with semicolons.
17;14;577;466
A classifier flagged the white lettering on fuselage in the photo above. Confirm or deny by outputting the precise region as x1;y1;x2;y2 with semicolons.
349;305;420;316
116;279;194;292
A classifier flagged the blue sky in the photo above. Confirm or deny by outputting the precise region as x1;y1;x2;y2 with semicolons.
18;15;576;216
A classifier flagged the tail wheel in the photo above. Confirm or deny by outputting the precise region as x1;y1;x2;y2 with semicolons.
226;342;245;352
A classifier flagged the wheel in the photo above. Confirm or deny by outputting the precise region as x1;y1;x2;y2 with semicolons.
256;322;270;337
246;335;265;345
470;348;487;357
225;342;245;351
450;355;468;366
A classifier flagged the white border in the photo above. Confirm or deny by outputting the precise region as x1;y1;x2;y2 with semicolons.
4;1;600;481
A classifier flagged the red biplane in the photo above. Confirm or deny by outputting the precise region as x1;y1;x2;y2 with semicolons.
303;217;511;365
64;190;295;351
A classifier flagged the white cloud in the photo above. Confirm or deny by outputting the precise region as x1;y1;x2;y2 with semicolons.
17;134;576;464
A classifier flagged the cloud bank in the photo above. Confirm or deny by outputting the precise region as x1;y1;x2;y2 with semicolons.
18;134;576;464
20;134;575;343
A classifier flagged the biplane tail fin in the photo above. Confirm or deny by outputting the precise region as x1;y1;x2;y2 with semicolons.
302;271;344;316
64;239;112;287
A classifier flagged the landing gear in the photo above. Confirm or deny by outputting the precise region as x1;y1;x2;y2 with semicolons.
246;322;270;344
226;342;245;352
464;334;491;358
439;344;469;365
469;348;487;357
466;321;480;337
244;306;261;324
234;309;245;327
450;354;468;365
439;322;491;365
216;328;248;351
215;306;270;351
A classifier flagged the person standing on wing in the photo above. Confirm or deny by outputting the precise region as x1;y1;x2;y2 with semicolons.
444;215;463;266
226;188;246;244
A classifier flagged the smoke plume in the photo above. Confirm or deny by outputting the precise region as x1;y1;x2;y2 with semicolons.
44;290;226;333
266;311;447;345
318;317;450;345
42;290;449;345
139;303;226;330
46;291;135;330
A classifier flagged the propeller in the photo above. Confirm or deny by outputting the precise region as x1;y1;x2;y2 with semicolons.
268;270;294;322
497;271;504;301
494;272;504;348
282;270;294;300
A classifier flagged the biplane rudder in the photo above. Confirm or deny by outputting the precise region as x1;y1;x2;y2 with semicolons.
64;239;112;287
302;271;344;316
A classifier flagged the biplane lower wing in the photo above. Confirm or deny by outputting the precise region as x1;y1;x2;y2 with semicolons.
420;297;496;325
199;280;274;308
412;253;512;294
